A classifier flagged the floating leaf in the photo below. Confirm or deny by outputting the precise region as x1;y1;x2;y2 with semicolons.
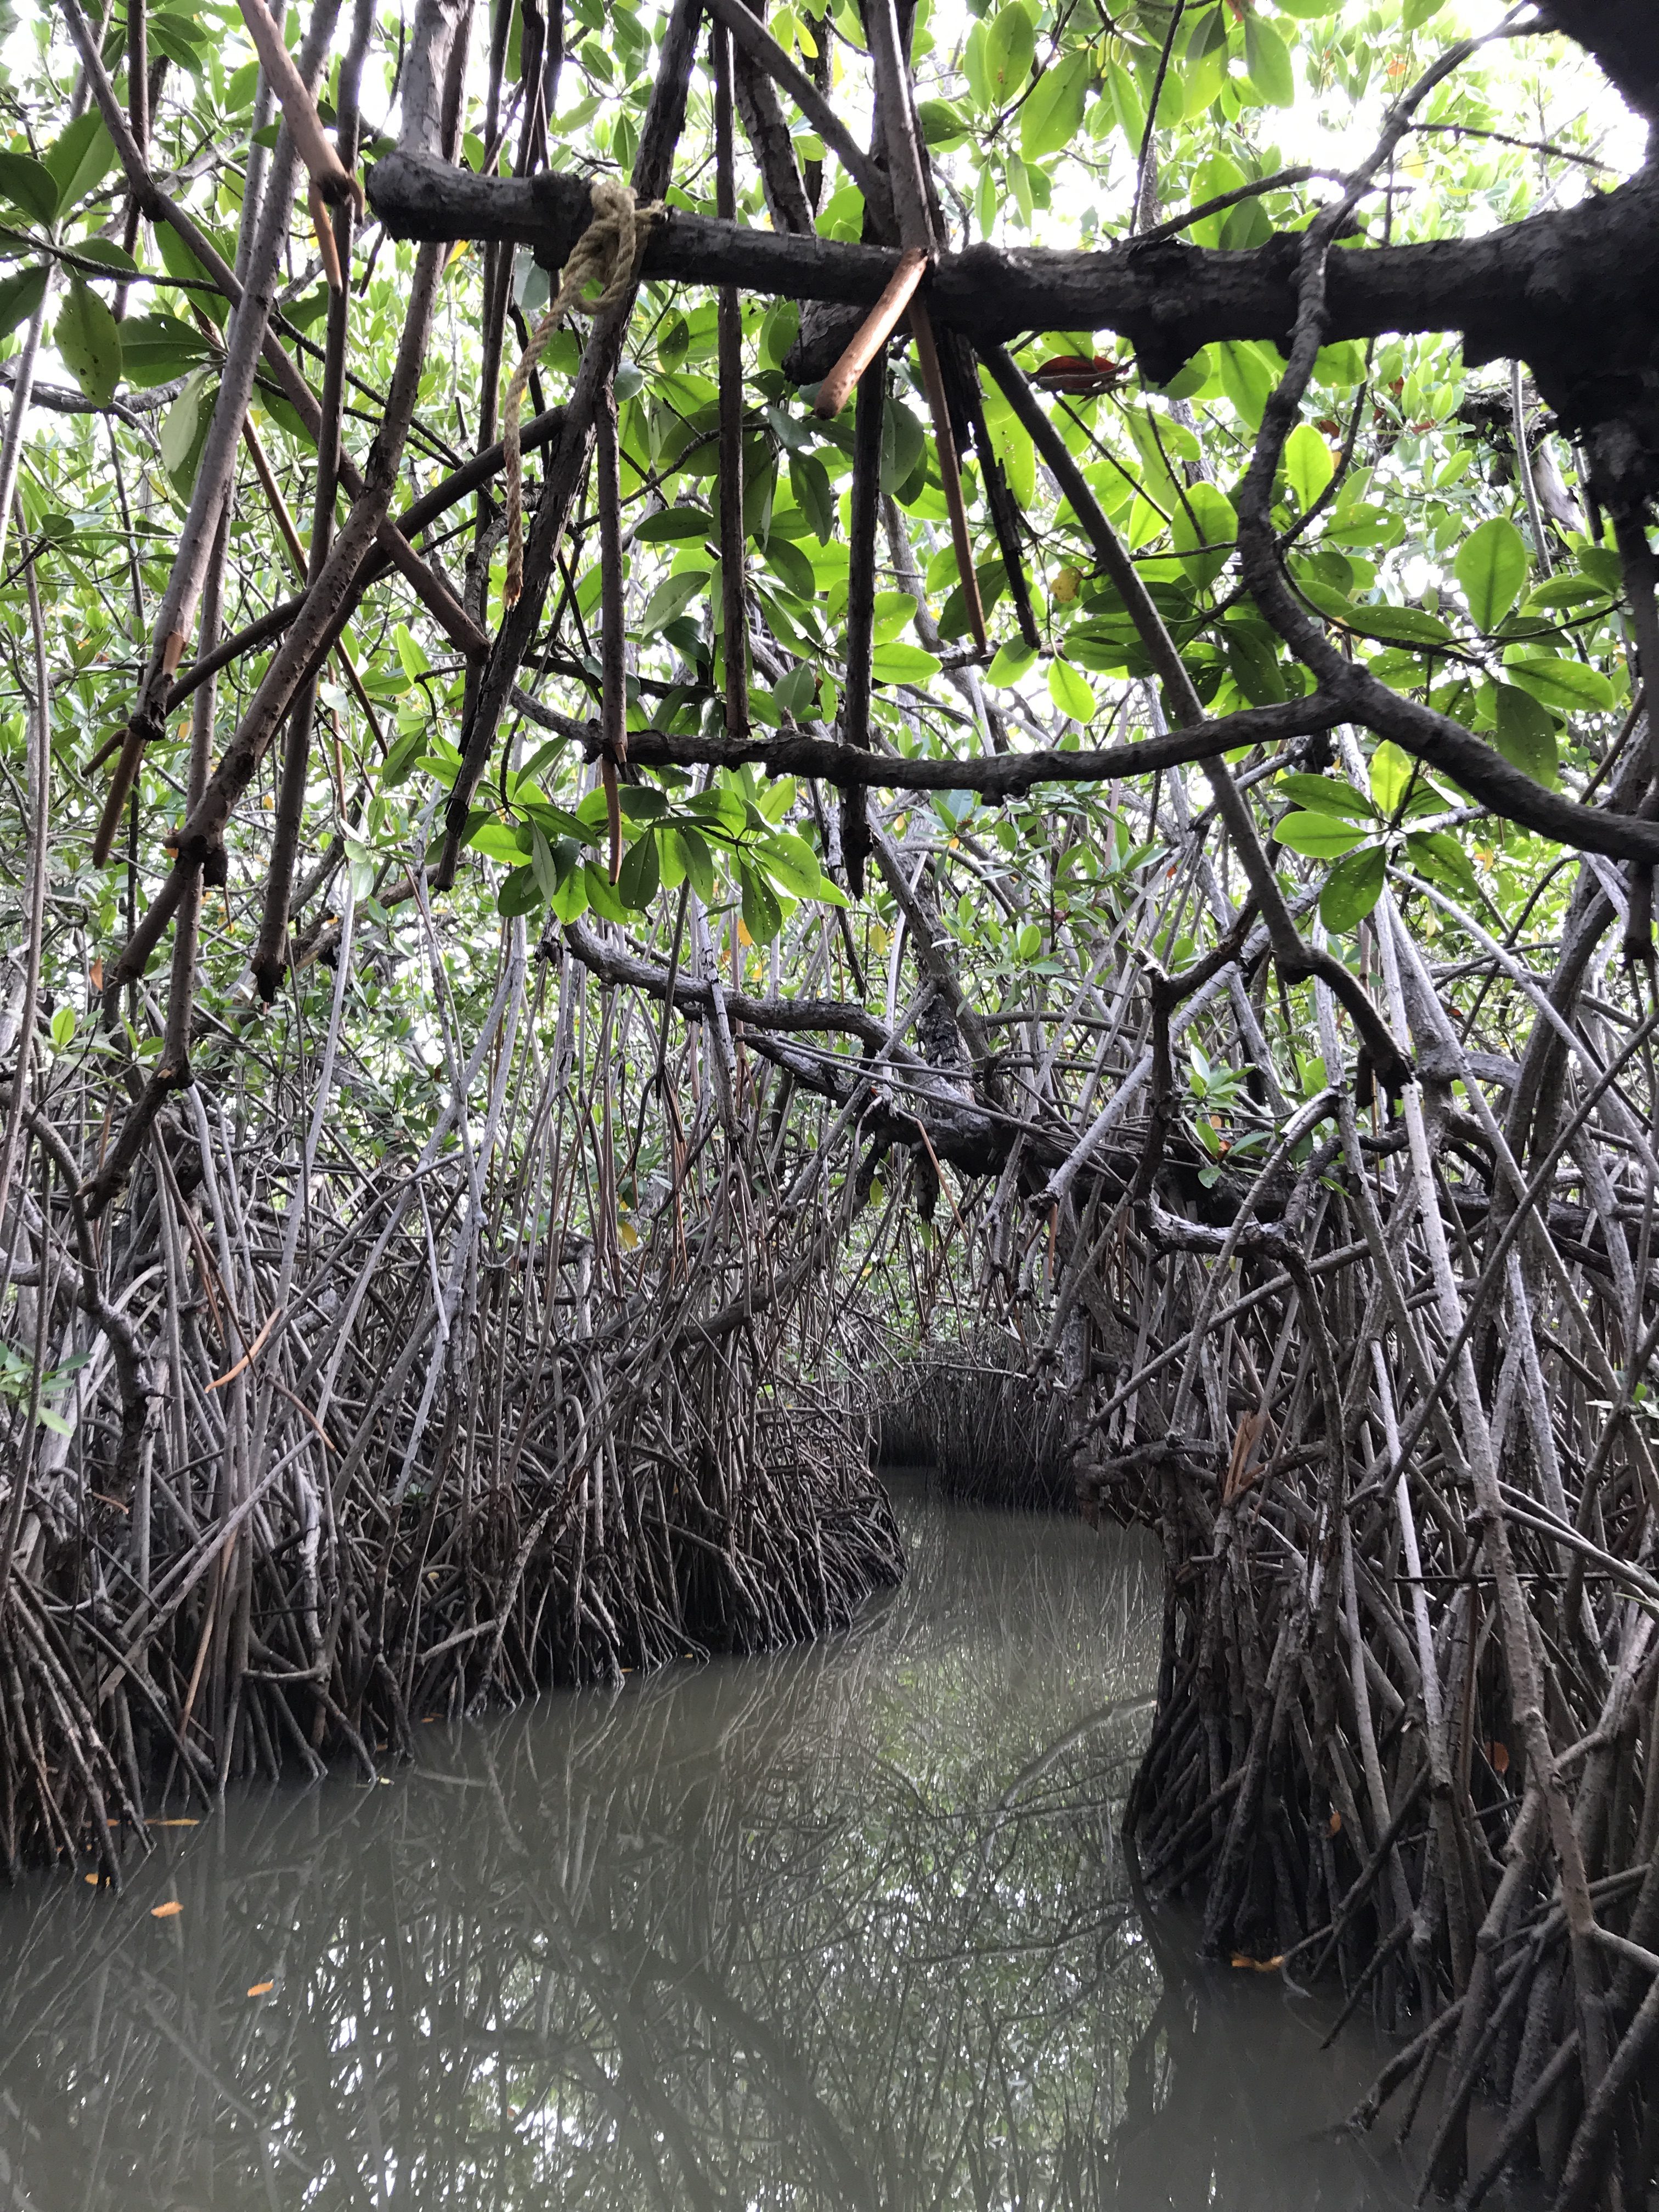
247;1980;275;1997
151;1900;184;1918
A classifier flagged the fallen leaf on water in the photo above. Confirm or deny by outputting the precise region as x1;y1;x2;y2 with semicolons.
1328;1809;1342;1836
84;1873;99;1886
247;1982;274;1997
1230;1954;1284;1972
151;1900;183;1918
148;1818;200;1828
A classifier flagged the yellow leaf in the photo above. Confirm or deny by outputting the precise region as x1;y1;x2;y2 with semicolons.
1230;1953;1283;1972
247;1980;274;1997
149;1818;199;1827
736;917;754;947
618;1217;639;1250
151;1900;183;1918
1052;564;1081;605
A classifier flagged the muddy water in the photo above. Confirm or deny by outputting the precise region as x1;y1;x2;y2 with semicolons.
0;1487;1412;2209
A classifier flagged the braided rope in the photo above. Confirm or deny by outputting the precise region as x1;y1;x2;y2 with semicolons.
501;179;657;605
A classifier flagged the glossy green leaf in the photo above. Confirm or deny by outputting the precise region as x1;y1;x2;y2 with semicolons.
1020;52;1090;161
0;261;47;343
0;151;58;229
1276;811;1367;859
1455;516;1528;631
1319;844;1386;933
1243;13;1295;104
1277;773;1376;823
55;278;121;406
1492;684;1559;786
984;1;1035;104
1502;654;1615;714
1047;656;1096;721
1283;422;1335;513
44;111;115;214
1368;741;1414;816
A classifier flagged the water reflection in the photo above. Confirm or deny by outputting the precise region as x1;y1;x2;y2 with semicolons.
0;1490;1411;2209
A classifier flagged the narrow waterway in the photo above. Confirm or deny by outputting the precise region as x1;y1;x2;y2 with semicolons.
0;1487;1412;2209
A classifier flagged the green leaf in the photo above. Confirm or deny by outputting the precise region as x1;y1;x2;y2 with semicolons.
157;368;207;481
469;821;526;864
1301;584;1455;649
1020;51;1089;161
871;641;941;685
497;863;545;917
1171;480;1236;589
1503;654;1615;714
549;862;589;922
988;639;1037;687
0;151;58;229
640;567;709;633
1492;684;1559;786
1406;830;1483;903
44;111;115;214
764;534;818;601
1276;811;1368;859
394;623;431;682
789;449;834;543
675;824;715;902
1216;340;1278;431
740;864;784;945
635;505;711;543
984;1;1035;103
528;822;561;904
1047;656;1096;721
1455;516;1528;631
119;311;208;387
71;237;138;276
55;278;121;406
1401;0;1448;24
1243;13;1295;104
0;261;47;343
1277;772;1376;823
49;1004;76;1050
1368;741;1414;816
1319;844;1386;933
918;98;970;147
1283;422;1335;512
617;827;661;910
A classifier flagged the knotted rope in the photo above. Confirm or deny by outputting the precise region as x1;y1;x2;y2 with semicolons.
501;179;657;604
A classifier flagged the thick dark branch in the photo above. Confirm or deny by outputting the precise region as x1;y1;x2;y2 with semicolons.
367;150;1659;392
591;698;1341;794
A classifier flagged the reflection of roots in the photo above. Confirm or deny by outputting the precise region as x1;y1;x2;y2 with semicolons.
0;1171;902;1878
0;1498;1164;2209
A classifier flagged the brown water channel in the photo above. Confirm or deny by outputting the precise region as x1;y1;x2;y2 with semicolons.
0;1486;1414;2209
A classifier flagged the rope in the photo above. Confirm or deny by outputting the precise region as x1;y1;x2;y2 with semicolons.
501;179;657;605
